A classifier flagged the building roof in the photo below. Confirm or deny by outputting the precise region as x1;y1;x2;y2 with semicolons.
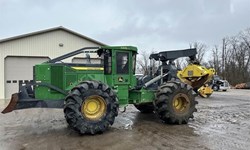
0;26;107;46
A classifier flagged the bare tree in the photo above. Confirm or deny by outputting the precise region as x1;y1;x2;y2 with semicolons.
189;42;207;63
211;45;221;75
136;50;158;75
136;51;149;74
221;37;231;79
239;28;250;73
209;28;250;85
173;42;208;70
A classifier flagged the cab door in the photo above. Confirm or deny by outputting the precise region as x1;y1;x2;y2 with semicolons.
113;51;131;105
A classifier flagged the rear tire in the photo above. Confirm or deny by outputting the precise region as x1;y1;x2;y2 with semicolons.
134;103;154;113
154;81;197;124
64;80;118;135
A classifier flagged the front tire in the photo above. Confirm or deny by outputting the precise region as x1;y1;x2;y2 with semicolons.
154;81;197;124
64;80;118;135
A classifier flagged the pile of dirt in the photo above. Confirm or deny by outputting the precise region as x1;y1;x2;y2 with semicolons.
235;82;250;89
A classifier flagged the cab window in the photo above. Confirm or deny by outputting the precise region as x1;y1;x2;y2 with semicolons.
104;50;112;74
116;52;129;74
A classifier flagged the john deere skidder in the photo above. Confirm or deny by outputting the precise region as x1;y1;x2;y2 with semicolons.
2;46;198;135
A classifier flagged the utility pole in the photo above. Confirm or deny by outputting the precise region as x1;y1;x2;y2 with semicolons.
222;38;225;80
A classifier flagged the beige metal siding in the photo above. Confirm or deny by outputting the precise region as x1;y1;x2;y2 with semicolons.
0;52;4;99
0;30;101;57
0;29;103;99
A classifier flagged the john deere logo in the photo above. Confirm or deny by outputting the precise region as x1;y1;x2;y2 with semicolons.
118;77;123;82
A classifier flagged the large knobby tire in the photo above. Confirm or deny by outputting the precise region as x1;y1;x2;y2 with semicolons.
154;81;198;124
134;102;154;113
64;80;118;135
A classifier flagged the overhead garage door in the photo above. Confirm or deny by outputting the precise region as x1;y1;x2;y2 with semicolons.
4;56;49;99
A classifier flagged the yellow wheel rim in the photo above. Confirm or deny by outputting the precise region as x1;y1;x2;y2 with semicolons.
173;93;190;113
81;95;106;120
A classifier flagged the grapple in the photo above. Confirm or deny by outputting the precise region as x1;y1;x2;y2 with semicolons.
177;65;215;90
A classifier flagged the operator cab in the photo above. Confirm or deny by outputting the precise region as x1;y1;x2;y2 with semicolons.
97;46;137;77
97;46;138;105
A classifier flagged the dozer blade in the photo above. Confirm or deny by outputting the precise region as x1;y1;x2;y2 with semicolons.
1;86;64;114
2;93;19;114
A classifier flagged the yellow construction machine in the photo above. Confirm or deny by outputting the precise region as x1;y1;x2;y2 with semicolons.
177;62;215;98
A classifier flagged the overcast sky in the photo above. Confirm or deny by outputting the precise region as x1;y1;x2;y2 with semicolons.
1;0;250;52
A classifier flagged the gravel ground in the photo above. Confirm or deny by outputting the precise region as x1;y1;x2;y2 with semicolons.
0;89;250;150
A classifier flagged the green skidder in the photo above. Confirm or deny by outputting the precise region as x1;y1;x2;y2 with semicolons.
3;46;198;134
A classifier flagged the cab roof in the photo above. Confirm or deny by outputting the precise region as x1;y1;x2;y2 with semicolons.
101;46;138;53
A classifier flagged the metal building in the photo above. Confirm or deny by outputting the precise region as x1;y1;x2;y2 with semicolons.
0;26;106;99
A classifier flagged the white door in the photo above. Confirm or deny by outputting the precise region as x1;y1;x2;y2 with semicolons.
4;56;49;99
